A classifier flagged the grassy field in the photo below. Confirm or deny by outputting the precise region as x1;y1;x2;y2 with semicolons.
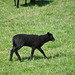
0;0;75;75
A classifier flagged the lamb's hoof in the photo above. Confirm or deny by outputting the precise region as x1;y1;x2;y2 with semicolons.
10;60;12;62
44;57;47;59
17;6;19;8
25;4;27;6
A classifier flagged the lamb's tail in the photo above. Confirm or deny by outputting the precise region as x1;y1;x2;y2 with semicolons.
12;36;17;47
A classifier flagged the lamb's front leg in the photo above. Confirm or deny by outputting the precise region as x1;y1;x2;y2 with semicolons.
17;0;19;8
15;51;21;62
38;48;47;59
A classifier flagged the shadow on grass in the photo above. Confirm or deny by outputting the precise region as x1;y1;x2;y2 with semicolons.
19;53;66;62
21;0;53;7
48;53;66;59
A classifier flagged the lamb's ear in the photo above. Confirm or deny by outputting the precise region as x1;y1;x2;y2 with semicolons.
47;32;50;35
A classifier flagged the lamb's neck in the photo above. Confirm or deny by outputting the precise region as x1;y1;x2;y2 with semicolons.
39;34;49;43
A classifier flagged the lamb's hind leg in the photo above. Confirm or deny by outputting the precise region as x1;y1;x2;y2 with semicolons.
31;0;35;3
25;0;27;6
30;47;36;61
10;47;16;61
10;46;22;61
15;51;21;62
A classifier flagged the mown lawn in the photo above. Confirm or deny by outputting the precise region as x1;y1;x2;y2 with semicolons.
0;0;75;75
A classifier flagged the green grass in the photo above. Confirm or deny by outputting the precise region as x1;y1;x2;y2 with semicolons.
0;0;75;75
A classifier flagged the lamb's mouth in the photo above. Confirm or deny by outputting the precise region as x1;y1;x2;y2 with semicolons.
52;39;55;41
